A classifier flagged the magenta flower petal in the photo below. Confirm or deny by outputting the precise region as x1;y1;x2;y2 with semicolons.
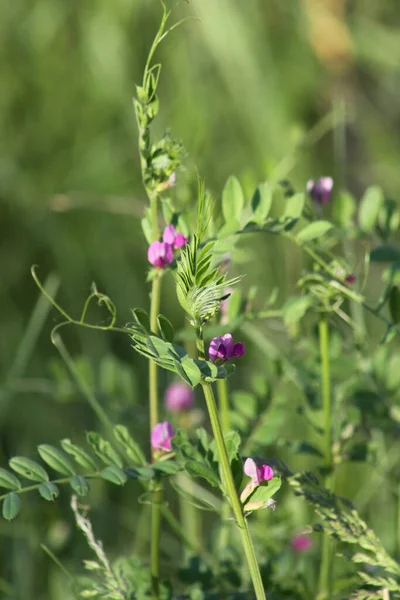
151;421;175;451
165;382;194;413
291;534;312;552
259;464;274;481
148;241;174;269
174;232;188;248
163;225;176;246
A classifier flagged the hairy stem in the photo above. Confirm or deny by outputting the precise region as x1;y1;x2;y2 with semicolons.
317;316;334;600
197;332;266;600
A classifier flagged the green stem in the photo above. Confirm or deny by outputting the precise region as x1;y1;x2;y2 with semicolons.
216;378;232;552
149;275;161;434
197;333;266;600
151;486;162;600
317;316;334;600
217;379;231;433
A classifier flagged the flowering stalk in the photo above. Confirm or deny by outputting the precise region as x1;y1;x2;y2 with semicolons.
196;329;266;600
317;315;334;600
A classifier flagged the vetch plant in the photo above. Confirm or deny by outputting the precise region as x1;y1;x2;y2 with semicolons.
3;3;400;600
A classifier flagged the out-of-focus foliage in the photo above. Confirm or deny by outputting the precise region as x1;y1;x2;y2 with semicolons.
1;1;400;598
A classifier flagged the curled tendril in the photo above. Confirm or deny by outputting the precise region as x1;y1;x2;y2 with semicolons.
31;266;126;343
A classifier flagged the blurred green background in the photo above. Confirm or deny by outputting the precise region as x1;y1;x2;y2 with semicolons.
1;0;400;598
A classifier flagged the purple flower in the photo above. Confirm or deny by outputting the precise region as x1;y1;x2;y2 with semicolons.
165;382;194;413
291;534;312;552
241;457;274;503
151;421;175;451
147;241;174;269
162;225;188;249
208;334;245;363
307;177;333;206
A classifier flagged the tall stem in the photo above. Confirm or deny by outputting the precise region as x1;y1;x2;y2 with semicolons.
317;316;334;600
148;189;162;600
197;333;266;600
217;378;232;551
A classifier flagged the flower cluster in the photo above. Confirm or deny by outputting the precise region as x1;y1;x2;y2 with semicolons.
208;333;245;364
148;224;188;269
307;177;333;206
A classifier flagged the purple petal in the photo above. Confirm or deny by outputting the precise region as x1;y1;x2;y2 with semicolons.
151;421;175;451
209;336;225;361
259;464;274;481
174;233;188;248
163;225;176;246
232;342;245;358
165;382;194;413
148;241;163;267
220;333;234;359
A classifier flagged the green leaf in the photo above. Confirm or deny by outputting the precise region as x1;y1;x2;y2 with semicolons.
157;314;175;343
296;221;333;243
0;468;21;491
359;186;384;233
37;445;76;476
251;183;273;225
100;466;127;486
152;460;181;475
184;460;220;487
223;431;241;464
283;193;305;220
282;295;313;326
113;425;146;466
132;308;151;332
245;477;281;505
70;475;91;496
370;245;400;263
9;457;49;482
389;287;400;325
2;493;21;521
333;191;356;227
38;482;60;501
232;391;258;420
86;432;124;468
60;439;98;471
222;176;244;224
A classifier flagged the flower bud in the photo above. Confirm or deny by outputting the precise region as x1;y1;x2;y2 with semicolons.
164;382;194;413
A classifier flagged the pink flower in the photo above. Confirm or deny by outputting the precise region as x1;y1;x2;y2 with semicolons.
162;225;188;249
151;421;175;451
291;534;312;552
148;241;174;269
208;334;245;363
243;458;274;484
165;382;194;413
307;177;333;206
241;457;274;503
